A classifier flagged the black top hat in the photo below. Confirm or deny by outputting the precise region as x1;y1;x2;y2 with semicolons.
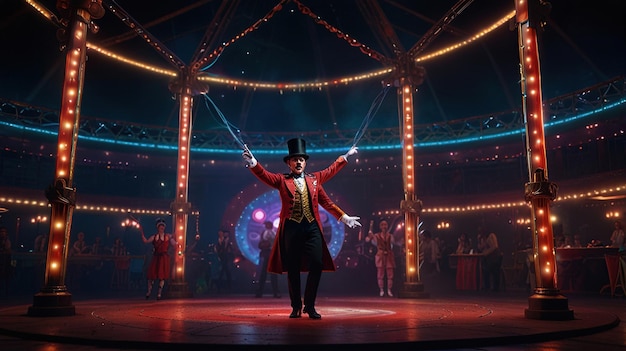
284;138;309;162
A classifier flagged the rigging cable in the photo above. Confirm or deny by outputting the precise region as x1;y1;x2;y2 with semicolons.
200;93;246;149
200;84;390;151
351;85;391;149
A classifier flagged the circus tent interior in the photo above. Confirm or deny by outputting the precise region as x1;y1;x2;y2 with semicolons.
0;0;624;289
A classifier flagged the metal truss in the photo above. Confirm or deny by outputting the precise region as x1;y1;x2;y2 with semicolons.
1;76;624;150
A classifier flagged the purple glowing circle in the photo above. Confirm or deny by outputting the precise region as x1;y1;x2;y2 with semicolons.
252;209;266;223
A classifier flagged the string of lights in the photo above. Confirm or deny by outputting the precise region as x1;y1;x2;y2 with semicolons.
3;183;623;216
1;76;623;152
22;0;515;91
371;183;626;217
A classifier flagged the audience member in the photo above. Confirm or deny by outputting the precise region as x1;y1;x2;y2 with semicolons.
110;237;127;256
561;235;574;248
110;236;129;290
33;232;49;253
610;220;625;251
455;233;472;254
554;234;565;248
419;230;439;277
478;226;503;291
214;229;234;292
587;239;605;247
90;236;105;255
71;232;90;255
573;234;583;248
185;233;210;294
255;221;280;298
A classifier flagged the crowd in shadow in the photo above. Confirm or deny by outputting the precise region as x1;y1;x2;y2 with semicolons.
1;219;621;301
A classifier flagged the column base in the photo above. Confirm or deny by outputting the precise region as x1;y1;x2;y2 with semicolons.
167;282;193;298
397;281;430;299
525;289;574;320
28;291;75;317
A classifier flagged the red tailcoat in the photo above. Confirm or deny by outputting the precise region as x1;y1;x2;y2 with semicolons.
249;156;347;274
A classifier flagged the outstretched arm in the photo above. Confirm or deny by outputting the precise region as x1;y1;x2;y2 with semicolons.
318;186;361;228
139;225;153;244
314;146;358;184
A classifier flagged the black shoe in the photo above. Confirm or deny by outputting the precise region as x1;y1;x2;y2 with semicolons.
289;307;302;318
303;306;321;319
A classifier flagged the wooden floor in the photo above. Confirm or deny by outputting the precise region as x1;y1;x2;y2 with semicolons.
0;289;624;351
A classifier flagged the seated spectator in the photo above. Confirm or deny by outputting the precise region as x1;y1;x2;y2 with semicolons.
71;232;90;255
559;235;574;248
91;236;106;255
572;234;583;248
610;221;625;251
110;237;127;256
455;233;472;254
33;232;49;253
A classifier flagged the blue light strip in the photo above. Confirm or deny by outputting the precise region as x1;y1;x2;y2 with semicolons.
1;99;623;155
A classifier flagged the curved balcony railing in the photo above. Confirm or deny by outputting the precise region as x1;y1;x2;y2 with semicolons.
1;76;624;154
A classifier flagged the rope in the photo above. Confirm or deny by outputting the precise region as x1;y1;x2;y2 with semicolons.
351;85;391;148
200;85;390;152
201;93;246;149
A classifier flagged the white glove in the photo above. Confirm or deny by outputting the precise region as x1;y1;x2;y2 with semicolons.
242;146;257;168
340;214;362;228
342;146;358;161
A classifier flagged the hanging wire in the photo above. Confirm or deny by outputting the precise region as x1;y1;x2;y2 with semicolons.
199;85;389;151
351;85;391;148
201;93;246;149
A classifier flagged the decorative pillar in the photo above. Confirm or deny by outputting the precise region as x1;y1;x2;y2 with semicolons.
28;0;104;317
515;0;573;320
168;91;193;298
166;70;198;298
391;59;428;298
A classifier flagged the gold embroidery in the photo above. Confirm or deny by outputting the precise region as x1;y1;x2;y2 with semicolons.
289;180;314;223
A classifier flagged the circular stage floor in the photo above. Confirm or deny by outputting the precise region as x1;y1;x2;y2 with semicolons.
0;292;621;350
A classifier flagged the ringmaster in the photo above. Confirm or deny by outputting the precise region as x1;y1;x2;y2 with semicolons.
242;138;360;319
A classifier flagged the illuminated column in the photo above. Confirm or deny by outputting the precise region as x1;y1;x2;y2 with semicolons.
28;1;104;316
168;84;193;298
516;0;573;320
397;82;427;299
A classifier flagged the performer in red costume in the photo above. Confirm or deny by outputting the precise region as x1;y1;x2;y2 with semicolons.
140;218;178;300
242;138;361;319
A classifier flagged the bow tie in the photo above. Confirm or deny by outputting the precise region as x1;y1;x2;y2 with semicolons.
291;173;303;179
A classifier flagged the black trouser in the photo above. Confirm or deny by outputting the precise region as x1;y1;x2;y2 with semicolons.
482;254;503;291
257;250;279;295
217;256;231;290
283;219;323;309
